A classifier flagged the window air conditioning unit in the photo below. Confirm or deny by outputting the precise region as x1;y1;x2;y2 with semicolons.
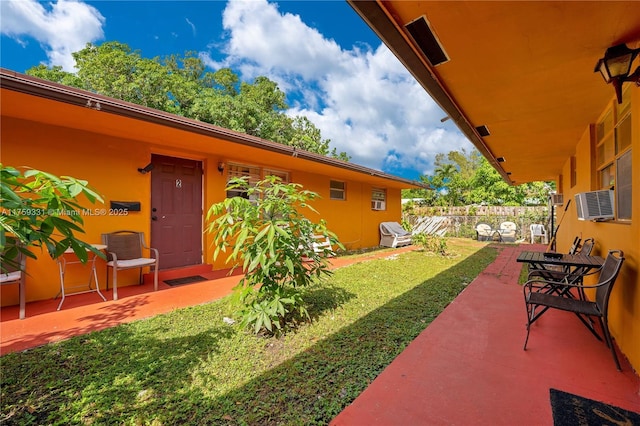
575;190;615;221
371;200;386;210
550;193;564;205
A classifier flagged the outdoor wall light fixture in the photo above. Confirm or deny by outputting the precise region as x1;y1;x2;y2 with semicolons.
137;163;154;174
595;43;640;104
217;161;225;174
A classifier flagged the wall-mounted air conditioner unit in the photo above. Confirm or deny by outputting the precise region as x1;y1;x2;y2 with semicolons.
550;193;564;205
575;190;615;221
371;200;386;211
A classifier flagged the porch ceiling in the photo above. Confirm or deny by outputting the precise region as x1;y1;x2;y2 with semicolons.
348;1;640;185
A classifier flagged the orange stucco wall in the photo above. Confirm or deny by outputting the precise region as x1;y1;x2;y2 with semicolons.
1;115;404;307
556;88;640;373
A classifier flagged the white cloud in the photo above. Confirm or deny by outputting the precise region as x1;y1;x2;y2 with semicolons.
0;0;104;71
186;18;197;37
202;0;472;178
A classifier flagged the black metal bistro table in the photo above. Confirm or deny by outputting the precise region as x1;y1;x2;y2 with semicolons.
517;251;605;299
517;251;604;275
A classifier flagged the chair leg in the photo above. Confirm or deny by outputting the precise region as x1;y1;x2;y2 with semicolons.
523;301;534;350
113;268;118;301
18;278;26;320
600;318;622;371
153;264;158;292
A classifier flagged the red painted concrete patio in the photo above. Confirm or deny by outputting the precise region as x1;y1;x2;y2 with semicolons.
2;244;639;424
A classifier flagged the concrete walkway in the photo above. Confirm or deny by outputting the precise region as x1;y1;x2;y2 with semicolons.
331;244;640;425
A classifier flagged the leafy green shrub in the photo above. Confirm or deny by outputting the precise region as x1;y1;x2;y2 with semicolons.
1;165;104;270
206;176;342;335
412;233;448;256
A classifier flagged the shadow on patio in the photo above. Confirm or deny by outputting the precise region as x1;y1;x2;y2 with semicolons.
1;244;638;424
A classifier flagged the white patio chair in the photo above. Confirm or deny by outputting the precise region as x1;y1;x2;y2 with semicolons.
0;250;27;319
529;224;548;244
475;223;494;241
379;222;412;248
498;221;517;242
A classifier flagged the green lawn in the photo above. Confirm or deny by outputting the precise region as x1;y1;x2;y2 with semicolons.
1;238;497;425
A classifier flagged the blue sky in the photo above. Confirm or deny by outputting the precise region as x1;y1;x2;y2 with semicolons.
0;0;472;180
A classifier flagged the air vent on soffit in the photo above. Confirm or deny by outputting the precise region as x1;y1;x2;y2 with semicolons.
404;16;449;67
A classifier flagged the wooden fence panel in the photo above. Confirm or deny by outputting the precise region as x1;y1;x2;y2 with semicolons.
403;206;552;241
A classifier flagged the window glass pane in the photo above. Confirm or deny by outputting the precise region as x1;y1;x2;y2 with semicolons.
616;150;632;220
604;135;615;162
227;163;260;198
616;114;632;153
330;189;344;200
330;180;346;200
597;135;614;166
330;180;345;190
372;188;386;201
264;169;289;183
596;109;613;142
596;144;605;167
600;164;615;189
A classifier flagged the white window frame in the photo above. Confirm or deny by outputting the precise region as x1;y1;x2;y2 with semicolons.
371;188;386;210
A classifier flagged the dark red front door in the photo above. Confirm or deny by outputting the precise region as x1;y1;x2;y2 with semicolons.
150;155;203;270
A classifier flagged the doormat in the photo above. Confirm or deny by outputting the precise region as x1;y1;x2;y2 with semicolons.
550;388;640;426
164;275;208;286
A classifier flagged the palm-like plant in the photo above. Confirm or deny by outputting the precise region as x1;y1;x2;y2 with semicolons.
206;176;342;334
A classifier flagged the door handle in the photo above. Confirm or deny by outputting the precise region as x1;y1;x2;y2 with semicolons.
151;216;158;221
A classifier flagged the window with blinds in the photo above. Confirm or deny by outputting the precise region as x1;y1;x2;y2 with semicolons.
226;163;261;200
225;164;291;200
264;169;290;184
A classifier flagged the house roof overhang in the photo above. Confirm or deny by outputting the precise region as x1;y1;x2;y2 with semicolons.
348;1;640;185
0;68;426;190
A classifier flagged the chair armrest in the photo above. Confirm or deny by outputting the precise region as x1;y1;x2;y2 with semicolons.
107;251;118;264
524;276;609;295
141;237;159;261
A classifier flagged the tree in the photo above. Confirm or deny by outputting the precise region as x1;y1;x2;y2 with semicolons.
402;148;553;206
26;42;350;160
1;165;104;271
205;176;342;335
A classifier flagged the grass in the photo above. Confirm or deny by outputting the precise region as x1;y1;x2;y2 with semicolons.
1;238;497;425
518;261;530;284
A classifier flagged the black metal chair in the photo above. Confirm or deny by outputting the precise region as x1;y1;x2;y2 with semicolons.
523;250;625;370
